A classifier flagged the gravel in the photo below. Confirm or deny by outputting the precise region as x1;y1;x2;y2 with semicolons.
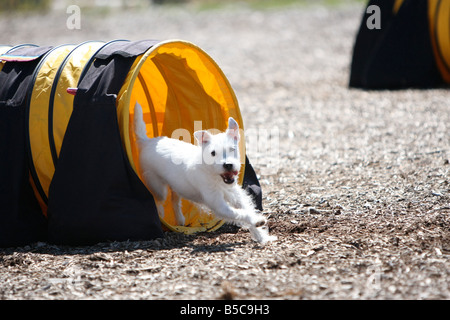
1;2;449;300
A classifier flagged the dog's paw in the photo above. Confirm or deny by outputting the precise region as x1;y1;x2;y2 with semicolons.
249;225;277;245
175;215;186;226
156;204;165;219
254;216;267;228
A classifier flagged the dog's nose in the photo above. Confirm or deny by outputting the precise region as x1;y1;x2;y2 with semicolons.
223;163;233;171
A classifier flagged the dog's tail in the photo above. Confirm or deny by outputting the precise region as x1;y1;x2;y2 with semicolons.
133;102;148;141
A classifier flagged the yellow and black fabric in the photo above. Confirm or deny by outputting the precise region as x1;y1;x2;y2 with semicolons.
428;0;450;84
0;39;262;247
0;45;52;247
47;40;164;245
349;0;445;89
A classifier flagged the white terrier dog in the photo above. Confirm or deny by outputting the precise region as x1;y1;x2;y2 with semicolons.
133;102;276;244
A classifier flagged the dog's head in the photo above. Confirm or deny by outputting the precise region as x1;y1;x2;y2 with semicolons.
194;117;241;185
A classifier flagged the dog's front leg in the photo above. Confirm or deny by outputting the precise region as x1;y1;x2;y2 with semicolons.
229;187;256;211
205;191;276;244
203;191;264;227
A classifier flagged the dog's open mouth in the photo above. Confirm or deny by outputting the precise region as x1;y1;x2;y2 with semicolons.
221;171;238;184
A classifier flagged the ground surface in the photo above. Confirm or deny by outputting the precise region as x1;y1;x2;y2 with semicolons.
1;1;449;300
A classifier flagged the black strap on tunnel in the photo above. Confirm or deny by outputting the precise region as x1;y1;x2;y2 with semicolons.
0;45;52;247
47;40;164;245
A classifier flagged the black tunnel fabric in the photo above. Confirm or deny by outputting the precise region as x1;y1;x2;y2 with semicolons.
47;41;164;245
349;0;443;89
243;156;263;212
0;46;52;247
94;39;160;60
0;45;53;62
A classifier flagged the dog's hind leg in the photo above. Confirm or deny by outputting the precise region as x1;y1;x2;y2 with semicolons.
171;189;185;226
142;173;168;219
155;202;165;219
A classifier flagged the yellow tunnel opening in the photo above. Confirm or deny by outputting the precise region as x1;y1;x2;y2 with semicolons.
117;40;246;234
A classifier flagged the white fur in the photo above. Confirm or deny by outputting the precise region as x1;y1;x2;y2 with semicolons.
133;102;277;244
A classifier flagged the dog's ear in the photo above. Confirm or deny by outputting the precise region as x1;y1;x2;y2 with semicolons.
227;117;240;142
194;130;212;145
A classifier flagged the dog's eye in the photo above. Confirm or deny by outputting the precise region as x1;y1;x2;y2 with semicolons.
211;150;216;156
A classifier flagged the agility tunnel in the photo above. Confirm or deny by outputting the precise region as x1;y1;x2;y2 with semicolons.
350;0;450;89
0;40;262;247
